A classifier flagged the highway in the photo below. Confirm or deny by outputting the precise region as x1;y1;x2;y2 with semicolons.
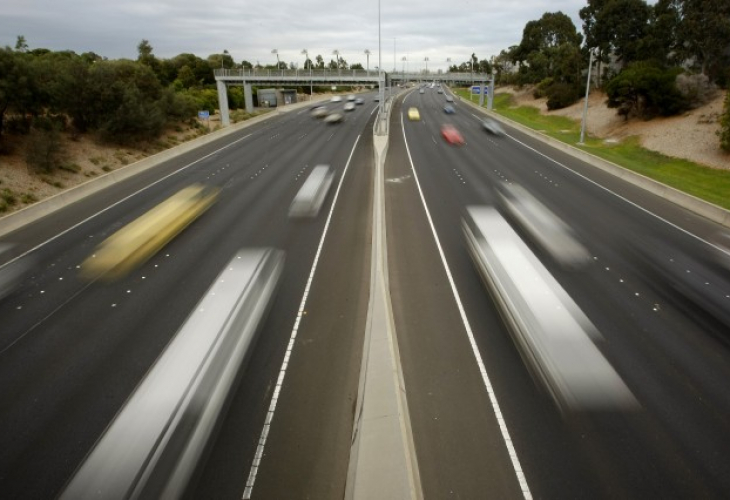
0;85;729;499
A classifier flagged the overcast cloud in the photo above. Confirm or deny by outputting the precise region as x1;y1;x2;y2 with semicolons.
3;0;591;72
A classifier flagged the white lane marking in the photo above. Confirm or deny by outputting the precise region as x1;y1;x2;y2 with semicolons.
468;113;725;252
400;116;533;499
242;135;363;500
0;133;254;268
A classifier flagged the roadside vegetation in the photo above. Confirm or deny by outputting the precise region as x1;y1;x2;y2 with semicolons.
455;88;730;211
491;0;729;129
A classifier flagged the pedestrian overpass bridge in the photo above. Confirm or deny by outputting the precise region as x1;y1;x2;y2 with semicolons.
213;69;491;125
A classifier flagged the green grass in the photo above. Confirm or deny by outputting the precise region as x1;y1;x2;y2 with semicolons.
454;88;730;210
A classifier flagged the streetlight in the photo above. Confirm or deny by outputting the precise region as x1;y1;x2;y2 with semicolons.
302;49;312;100
271;49;279;69
365;49;371;74
221;49;229;69
579;48;597;144
332;49;340;76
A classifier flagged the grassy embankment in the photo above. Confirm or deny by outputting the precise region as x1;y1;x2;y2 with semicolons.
454;89;730;211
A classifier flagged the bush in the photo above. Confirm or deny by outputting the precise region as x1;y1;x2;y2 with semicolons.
25;125;67;173
606;62;686;119
546;82;580;110
719;91;730;152
533;78;554;99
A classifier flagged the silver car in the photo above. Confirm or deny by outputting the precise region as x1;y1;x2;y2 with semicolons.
482;117;505;136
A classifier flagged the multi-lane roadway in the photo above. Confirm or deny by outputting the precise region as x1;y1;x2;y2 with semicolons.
1;85;729;499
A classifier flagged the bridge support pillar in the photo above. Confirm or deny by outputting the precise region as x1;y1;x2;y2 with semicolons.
216;80;230;127
244;83;254;114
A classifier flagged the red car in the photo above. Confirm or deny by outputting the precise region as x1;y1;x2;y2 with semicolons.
441;124;465;145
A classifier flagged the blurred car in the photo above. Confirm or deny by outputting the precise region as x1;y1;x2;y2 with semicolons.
374;95;380;102
344;102;356;112
496;182;591;269
323;112;344;124
445;95;454;102
347;94;356;101
407;107;420;121
437;88;444;94
331;95;342;102
81;184;219;281
419;89;425;94
311;106;328;118
443;104;455;114
441;124;464;145
482;117;505;136
355;97;364;105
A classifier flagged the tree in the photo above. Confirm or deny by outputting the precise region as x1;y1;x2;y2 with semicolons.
677;0;730;82
15;35;29;52
515;11;583;84
0;47;39;140
315;55;324;69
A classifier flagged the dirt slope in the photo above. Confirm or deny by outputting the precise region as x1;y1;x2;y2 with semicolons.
503;86;728;170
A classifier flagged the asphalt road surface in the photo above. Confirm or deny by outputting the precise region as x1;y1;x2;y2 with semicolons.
1;86;729;499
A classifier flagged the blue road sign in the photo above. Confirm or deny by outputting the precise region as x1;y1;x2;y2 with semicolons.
198;110;210;119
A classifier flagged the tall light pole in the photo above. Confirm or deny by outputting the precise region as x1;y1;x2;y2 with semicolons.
271;49;279;69
333;49;340;76
424;56;429;75
579;48;596;145
365;49;371;75
302;49;312;100
378;0;383;112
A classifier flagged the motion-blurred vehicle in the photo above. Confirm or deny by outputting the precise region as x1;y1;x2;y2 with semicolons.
445;95;454;102
437;88;443;94
289;165;335;218
81;184;219;281
496;182;591;269
347;94;356;101
355;97;364;105
419;89;425;94
407;107;420;121
443;104;455;114
331;95;342;102
323;112;344;124
482;117;505;136
441;124;464;145
344;102;356;112
462;206;637;413
62;248;284;499
311;106;328;118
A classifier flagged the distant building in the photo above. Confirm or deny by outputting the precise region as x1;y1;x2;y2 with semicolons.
256;88;297;107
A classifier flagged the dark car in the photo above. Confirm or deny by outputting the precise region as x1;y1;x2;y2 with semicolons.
443;104;455;114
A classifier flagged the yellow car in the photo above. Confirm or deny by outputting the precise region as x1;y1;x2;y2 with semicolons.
407;107;420;121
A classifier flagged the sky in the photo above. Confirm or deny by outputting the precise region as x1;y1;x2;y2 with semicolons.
3;0;592;73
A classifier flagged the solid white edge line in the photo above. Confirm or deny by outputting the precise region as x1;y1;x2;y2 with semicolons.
242;135;362;500
400;115;533;499
468;109;724;252
0;134;254;268
502;133;717;246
